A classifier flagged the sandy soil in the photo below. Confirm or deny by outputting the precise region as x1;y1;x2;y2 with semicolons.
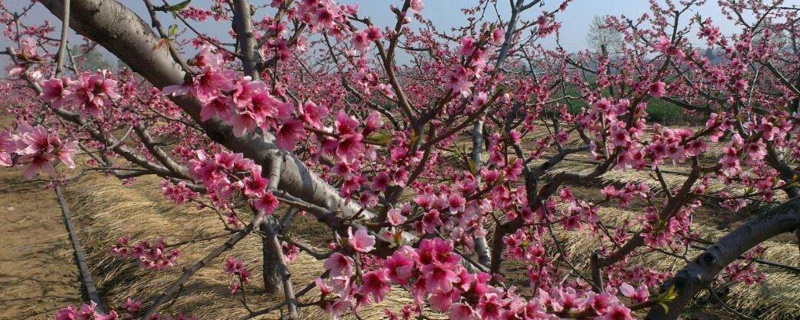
0;166;82;319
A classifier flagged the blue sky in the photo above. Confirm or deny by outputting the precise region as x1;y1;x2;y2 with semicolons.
0;0;772;71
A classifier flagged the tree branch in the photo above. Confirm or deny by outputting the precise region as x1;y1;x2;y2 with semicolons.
262;221;298;319
38;0;372;232
645;197;800;319
143;212;266;318
231;0;259;79
54;0;70;76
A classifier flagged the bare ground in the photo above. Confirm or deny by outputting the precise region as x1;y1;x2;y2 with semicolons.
0;166;82;319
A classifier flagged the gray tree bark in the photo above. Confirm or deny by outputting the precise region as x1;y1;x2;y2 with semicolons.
471;120;491;266
645;197;800;319
260;217;282;295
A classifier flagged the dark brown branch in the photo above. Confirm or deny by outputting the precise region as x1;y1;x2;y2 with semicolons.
597;163;701;268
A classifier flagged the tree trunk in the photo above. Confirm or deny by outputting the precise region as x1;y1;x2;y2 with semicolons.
261;218;299;319
260;216;282;294
471;120;491;266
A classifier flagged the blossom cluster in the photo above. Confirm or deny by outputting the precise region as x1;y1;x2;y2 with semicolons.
224;258;251;294
160;180;199;205
0;123;78;179
189;150;279;219
322;235;639;319
111;236;180;271
55;300;196;320
164;46;375;167
40;70;121;118
721;246;767;285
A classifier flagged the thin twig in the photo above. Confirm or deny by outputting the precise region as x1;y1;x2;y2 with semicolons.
142;0;194;76
54;0;70;77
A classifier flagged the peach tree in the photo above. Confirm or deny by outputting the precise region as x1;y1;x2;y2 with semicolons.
0;0;798;319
